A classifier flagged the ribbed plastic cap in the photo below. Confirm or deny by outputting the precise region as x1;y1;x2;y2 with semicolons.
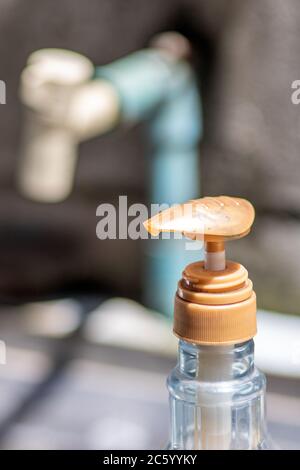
173;260;257;345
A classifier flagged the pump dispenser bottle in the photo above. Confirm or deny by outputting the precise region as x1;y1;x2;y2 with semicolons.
144;196;272;450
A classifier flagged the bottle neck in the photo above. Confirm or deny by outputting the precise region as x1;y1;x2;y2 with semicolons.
169;338;269;449
178;339;254;382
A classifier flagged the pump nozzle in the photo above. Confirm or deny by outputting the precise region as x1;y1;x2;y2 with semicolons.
144;195;254;241
144;195;256;345
144;195;255;270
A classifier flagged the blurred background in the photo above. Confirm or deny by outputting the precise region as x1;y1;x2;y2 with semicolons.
0;0;300;450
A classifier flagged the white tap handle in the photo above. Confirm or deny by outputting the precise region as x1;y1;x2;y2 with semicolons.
18;49;119;202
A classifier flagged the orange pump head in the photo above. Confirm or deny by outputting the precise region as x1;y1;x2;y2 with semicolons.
143;196;257;345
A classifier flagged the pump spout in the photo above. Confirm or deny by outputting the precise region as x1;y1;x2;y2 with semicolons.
144;195;255;274
144;195;255;242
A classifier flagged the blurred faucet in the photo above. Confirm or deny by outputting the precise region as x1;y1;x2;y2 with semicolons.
18;33;202;315
18;49;119;202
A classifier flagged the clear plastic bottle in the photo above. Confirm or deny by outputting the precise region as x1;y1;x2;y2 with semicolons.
168;339;272;450
143;196;274;450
